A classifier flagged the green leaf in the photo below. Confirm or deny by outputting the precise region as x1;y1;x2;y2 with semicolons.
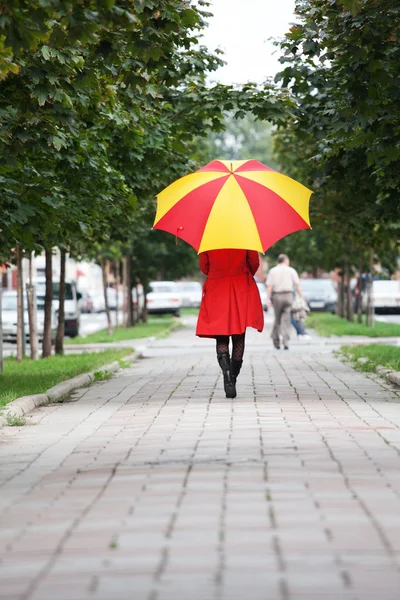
34;86;49;106
339;0;362;14
52;136;63;151
40;45;51;60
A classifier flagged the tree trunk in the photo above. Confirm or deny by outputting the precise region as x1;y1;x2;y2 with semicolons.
346;282;354;322
115;260;120;329
16;245;25;362
133;284;139;325
357;250;363;324
337;263;345;319
344;240;354;322
0;276;3;373
42;248;53;358
123;256;133;328
366;248;374;328
343;242;349;320
130;266;138;325
55;248;66;355
102;258;113;336
142;291;148;323
26;253;38;360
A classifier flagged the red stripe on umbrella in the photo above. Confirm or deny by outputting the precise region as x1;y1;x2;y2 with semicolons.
235;160;276;173
197;160;230;173
154;176;229;251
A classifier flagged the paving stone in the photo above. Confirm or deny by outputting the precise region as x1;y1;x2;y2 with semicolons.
1;319;400;599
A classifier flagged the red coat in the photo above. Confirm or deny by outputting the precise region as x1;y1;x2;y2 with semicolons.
196;249;264;338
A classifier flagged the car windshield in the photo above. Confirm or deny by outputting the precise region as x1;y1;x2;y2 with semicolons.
150;284;176;293
2;294;29;310
300;280;336;294
2;295;17;310
36;282;74;302
176;282;201;291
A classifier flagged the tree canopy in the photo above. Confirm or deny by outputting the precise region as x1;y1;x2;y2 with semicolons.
269;0;399;274
1;0;294;282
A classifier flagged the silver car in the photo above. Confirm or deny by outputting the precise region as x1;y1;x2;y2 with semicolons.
300;279;337;313
1;290;57;342
147;282;182;316
175;281;202;308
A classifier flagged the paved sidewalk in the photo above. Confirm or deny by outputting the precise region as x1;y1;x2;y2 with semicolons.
1;321;400;600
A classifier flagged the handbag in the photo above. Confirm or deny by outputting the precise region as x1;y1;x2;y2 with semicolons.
291;295;310;320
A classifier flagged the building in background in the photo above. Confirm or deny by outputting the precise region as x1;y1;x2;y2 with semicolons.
1;251;103;293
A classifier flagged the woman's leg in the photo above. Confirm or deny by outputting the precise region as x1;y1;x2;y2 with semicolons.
216;336;229;355
230;333;245;396
231;333;245;361
216;336;235;398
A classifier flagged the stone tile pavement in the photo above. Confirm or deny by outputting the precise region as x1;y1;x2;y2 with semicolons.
1;318;400;600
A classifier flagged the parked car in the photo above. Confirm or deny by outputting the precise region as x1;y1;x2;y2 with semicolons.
105;288;124;311
175;281;202;308
300;279;337;312
147;281;181;316
36;280;80;338
91;291;106;313
1;290;57;343
362;280;400;314
85;288;116;313
256;281;268;311
78;291;94;313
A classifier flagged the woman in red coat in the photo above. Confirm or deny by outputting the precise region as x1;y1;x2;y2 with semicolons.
196;249;264;398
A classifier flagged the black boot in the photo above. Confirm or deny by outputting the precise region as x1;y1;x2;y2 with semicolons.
230;359;243;399
217;352;235;399
231;359;243;385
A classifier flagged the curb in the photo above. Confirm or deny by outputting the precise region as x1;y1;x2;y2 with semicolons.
0;350;141;428
376;365;400;387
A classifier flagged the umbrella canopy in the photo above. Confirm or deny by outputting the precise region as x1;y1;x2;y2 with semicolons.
153;159;312;253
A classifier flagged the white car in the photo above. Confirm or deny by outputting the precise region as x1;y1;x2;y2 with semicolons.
90;288;130;313
363;280;400;314
78;291;94;313
1;290;57;343
147;281;182;316
91;291;106;313
36;280;80;338
106;288;124;311
175;281;202;308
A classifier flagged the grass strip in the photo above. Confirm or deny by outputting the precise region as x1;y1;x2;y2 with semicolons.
340;344;400;373
0;349;132;408
66;316;176;344
306;312;400;337
181;307;200;316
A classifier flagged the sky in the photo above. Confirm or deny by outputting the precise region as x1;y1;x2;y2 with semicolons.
200;0;296;85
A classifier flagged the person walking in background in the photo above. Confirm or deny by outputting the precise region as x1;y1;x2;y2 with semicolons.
291;313;311;339
266;254;303;350
291;292;311;340
196;249;264;398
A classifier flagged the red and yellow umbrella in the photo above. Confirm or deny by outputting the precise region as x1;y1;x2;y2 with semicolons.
153;159;312;253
